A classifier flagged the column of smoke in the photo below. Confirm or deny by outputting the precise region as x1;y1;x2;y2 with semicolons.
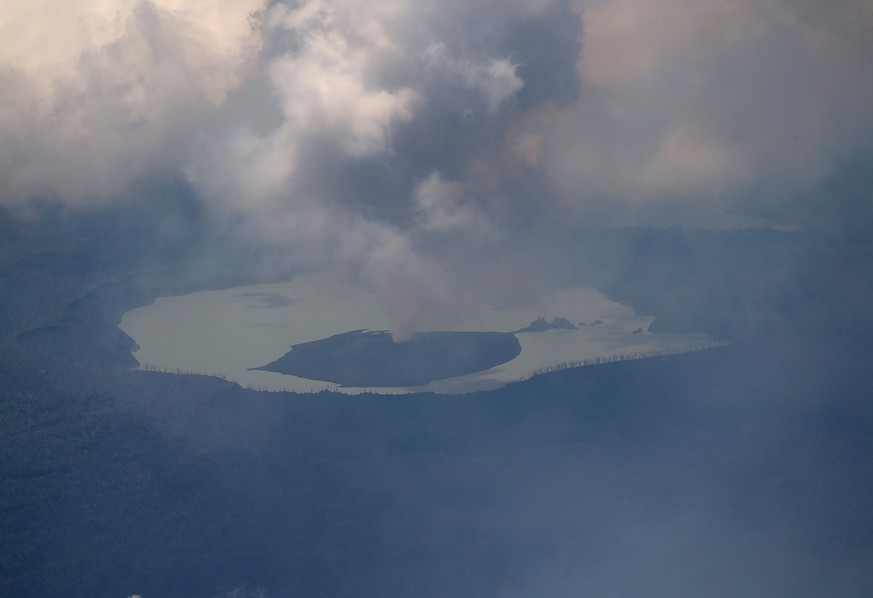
2;0;873;337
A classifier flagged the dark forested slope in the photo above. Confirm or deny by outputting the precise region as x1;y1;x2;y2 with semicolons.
2;207;873;597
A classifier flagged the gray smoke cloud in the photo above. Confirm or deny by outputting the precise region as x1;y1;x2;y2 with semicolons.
2;0;873;336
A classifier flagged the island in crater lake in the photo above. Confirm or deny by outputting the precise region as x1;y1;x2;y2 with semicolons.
251;329;522;387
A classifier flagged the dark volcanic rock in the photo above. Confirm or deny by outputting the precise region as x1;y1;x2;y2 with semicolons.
252;330;521;387
515;316;578;333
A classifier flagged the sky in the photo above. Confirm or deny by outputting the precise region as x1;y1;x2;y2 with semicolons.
2;0;873;336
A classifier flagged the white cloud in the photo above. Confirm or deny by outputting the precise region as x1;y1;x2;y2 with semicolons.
266;0;419;156
425;42;524;113
514;0;873;223
3;0;873;331
180;0;541;335
412;172;492;234
0;0;267;203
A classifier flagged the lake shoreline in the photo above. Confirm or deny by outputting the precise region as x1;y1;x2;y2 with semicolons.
120;275;715;394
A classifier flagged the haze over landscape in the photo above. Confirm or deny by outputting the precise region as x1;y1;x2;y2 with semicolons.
3;1;873;596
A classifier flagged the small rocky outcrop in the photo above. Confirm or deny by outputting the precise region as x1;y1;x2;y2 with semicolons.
515;316;578;333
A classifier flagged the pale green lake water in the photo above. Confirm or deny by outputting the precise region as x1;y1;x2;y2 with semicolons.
120;273;714;394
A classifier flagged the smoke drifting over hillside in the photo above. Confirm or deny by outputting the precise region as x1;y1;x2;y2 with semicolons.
3;5;873;596
3;0;873;335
